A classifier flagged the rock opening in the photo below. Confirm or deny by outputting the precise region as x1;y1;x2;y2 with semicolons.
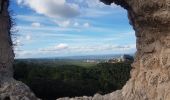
0;0;170;100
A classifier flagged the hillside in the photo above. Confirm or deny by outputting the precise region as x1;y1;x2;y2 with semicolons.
14;60;132;100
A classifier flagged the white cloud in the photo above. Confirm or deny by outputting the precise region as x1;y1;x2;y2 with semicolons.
74;22;79;27
17;0;23;4
13;34;33;47
16;25;80;32
111;3;118;8
55;20;71;27
25;34;31;40
55;20;90;28
39;43;135;54
14;43;136;58
72;0;106;8
83;22;90;28
31;22;41;27
40;43;69;51
17;0;80;18
15;50;31;57
15;39;21;46
54;43;68;50
15;43;69;58
85;0;106;8
82;9;112;18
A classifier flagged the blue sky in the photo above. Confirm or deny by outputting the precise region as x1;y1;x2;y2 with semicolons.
10;0;136;58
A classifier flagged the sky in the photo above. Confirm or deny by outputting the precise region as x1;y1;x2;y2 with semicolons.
10;0;136;58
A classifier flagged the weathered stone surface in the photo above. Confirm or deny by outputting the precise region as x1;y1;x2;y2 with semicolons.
57;0;170;100
0;0;39;99
0;78;39;100
57;90;123;100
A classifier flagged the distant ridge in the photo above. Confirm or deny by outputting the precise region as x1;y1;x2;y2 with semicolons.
15;54;135;60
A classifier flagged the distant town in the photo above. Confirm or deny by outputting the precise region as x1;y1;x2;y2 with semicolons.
84;54;134;64
15;54;134;67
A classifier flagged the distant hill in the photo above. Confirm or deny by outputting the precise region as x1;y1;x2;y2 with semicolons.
15;54;135;61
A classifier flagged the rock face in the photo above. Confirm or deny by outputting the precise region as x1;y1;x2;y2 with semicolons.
58;0;170;100
0;0;39;100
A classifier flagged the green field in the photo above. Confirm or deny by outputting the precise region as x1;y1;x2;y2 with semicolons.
48;60;97;67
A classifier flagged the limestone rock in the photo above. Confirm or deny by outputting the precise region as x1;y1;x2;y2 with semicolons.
57;90;123;100
0;78;39;100
0;0;39;99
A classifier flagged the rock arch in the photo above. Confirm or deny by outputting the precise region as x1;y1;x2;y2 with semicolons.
0;0;170;100
0;0;38;100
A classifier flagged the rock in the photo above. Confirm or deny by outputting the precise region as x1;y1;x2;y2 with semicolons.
0;78;39;100
0;0;39;100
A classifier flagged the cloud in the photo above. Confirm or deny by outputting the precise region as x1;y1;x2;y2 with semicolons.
83;22;90;28
54;20;90;28
15;43;69;58
16;25;80;32
74;22;79;27
54;43;68;50
15;50;31;58
70;43;136;53
17;0;23;4
39;43;135;53
14;43;136;58
15;39;21;46
17;0;80;18
82;9;111;18
40;43;69;51
13;34;33;47
25;34;31;40
72;0;106;8
85;0;106;8
55;20;71;27
31;22;41;27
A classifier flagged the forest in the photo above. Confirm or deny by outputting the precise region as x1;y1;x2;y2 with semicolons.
14;60;132;100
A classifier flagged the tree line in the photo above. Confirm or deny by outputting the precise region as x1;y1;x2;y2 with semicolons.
14;60;132;100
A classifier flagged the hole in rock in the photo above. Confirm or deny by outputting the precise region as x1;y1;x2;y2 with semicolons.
10;0;136;100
